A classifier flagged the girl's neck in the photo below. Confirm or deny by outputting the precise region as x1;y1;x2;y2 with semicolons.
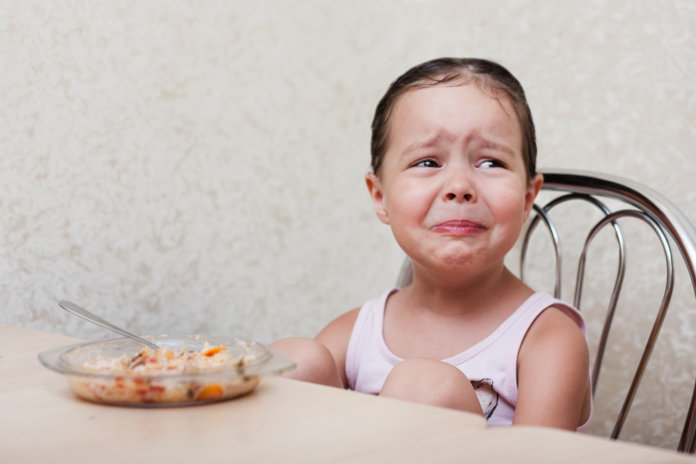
401;264;531;319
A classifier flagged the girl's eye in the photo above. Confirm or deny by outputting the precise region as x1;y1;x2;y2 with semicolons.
413;159;440;168
480;159;505;169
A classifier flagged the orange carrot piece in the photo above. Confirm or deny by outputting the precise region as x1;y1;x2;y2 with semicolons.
202;345;225;357
196;384;223;400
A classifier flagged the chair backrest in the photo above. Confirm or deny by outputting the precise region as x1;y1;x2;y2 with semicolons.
395;169;696;452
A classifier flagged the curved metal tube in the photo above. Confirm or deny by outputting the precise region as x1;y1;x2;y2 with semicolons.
521;193;625;309
541;170;696;291
541;170;696;452
520;204;562;298
574;210;674;440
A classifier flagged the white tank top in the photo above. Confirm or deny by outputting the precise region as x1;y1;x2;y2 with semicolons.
345;289;591;431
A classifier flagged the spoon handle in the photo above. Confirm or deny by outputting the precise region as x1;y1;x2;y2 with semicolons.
58;300;160;350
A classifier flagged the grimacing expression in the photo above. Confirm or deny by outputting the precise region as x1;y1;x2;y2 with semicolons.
366;83;542;283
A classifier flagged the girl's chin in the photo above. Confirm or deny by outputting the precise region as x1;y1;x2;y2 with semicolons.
413;255;483;273
411;251;506;274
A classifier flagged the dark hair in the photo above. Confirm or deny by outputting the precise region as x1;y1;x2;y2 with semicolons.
370;57;537;181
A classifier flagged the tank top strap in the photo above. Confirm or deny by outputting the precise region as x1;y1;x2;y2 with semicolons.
345;289;396;391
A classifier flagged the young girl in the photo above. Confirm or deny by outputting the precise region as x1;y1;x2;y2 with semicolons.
271;57;592;431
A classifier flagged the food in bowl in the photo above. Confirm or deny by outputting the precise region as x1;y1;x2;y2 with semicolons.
69;342;259;404
39;335;295;406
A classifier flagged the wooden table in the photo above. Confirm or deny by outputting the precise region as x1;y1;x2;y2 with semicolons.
1;324;693;463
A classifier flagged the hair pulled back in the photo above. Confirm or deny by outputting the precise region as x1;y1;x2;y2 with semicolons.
370;57;537;181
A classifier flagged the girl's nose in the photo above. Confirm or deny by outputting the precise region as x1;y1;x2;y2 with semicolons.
445;191;473;202
443;170;475;203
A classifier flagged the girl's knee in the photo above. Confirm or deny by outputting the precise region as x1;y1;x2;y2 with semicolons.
269;337;342;387
380;358;483;415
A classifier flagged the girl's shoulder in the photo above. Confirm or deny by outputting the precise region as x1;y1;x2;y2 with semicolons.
317;307;361;341
315;307;361;361
523;304;587;347
519;300;588;359
516;303;590;394
318;288;397;342
315;289;396;370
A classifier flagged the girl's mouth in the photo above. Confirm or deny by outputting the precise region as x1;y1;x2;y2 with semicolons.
431;220;487;235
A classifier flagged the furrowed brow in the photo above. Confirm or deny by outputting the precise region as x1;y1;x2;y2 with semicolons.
473;135;516;156
402;133;451;154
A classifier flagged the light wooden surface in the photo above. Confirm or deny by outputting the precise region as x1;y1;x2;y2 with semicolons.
1;324;693;464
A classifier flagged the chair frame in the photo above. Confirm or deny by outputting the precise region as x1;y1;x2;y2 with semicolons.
527;170;696;452
395;169;696;452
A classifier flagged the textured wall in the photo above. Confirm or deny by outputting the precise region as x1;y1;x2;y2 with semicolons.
2;0;695;450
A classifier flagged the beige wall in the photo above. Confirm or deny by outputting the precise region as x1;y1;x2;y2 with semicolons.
2;0;695;450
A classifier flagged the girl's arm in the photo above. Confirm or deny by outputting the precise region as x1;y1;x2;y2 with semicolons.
315;308;360;388
514;306;592;430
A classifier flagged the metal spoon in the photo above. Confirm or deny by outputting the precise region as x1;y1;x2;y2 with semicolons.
58;300;160;350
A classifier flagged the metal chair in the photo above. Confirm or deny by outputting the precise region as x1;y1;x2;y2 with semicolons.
395;169;696;452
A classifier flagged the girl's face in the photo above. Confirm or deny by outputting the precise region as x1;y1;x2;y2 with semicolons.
366;83;543;282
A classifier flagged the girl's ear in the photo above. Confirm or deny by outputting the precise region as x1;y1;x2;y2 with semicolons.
365;172;390;225
523;173;544;220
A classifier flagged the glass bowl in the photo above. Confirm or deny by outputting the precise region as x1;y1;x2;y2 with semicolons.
38;334;295;407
